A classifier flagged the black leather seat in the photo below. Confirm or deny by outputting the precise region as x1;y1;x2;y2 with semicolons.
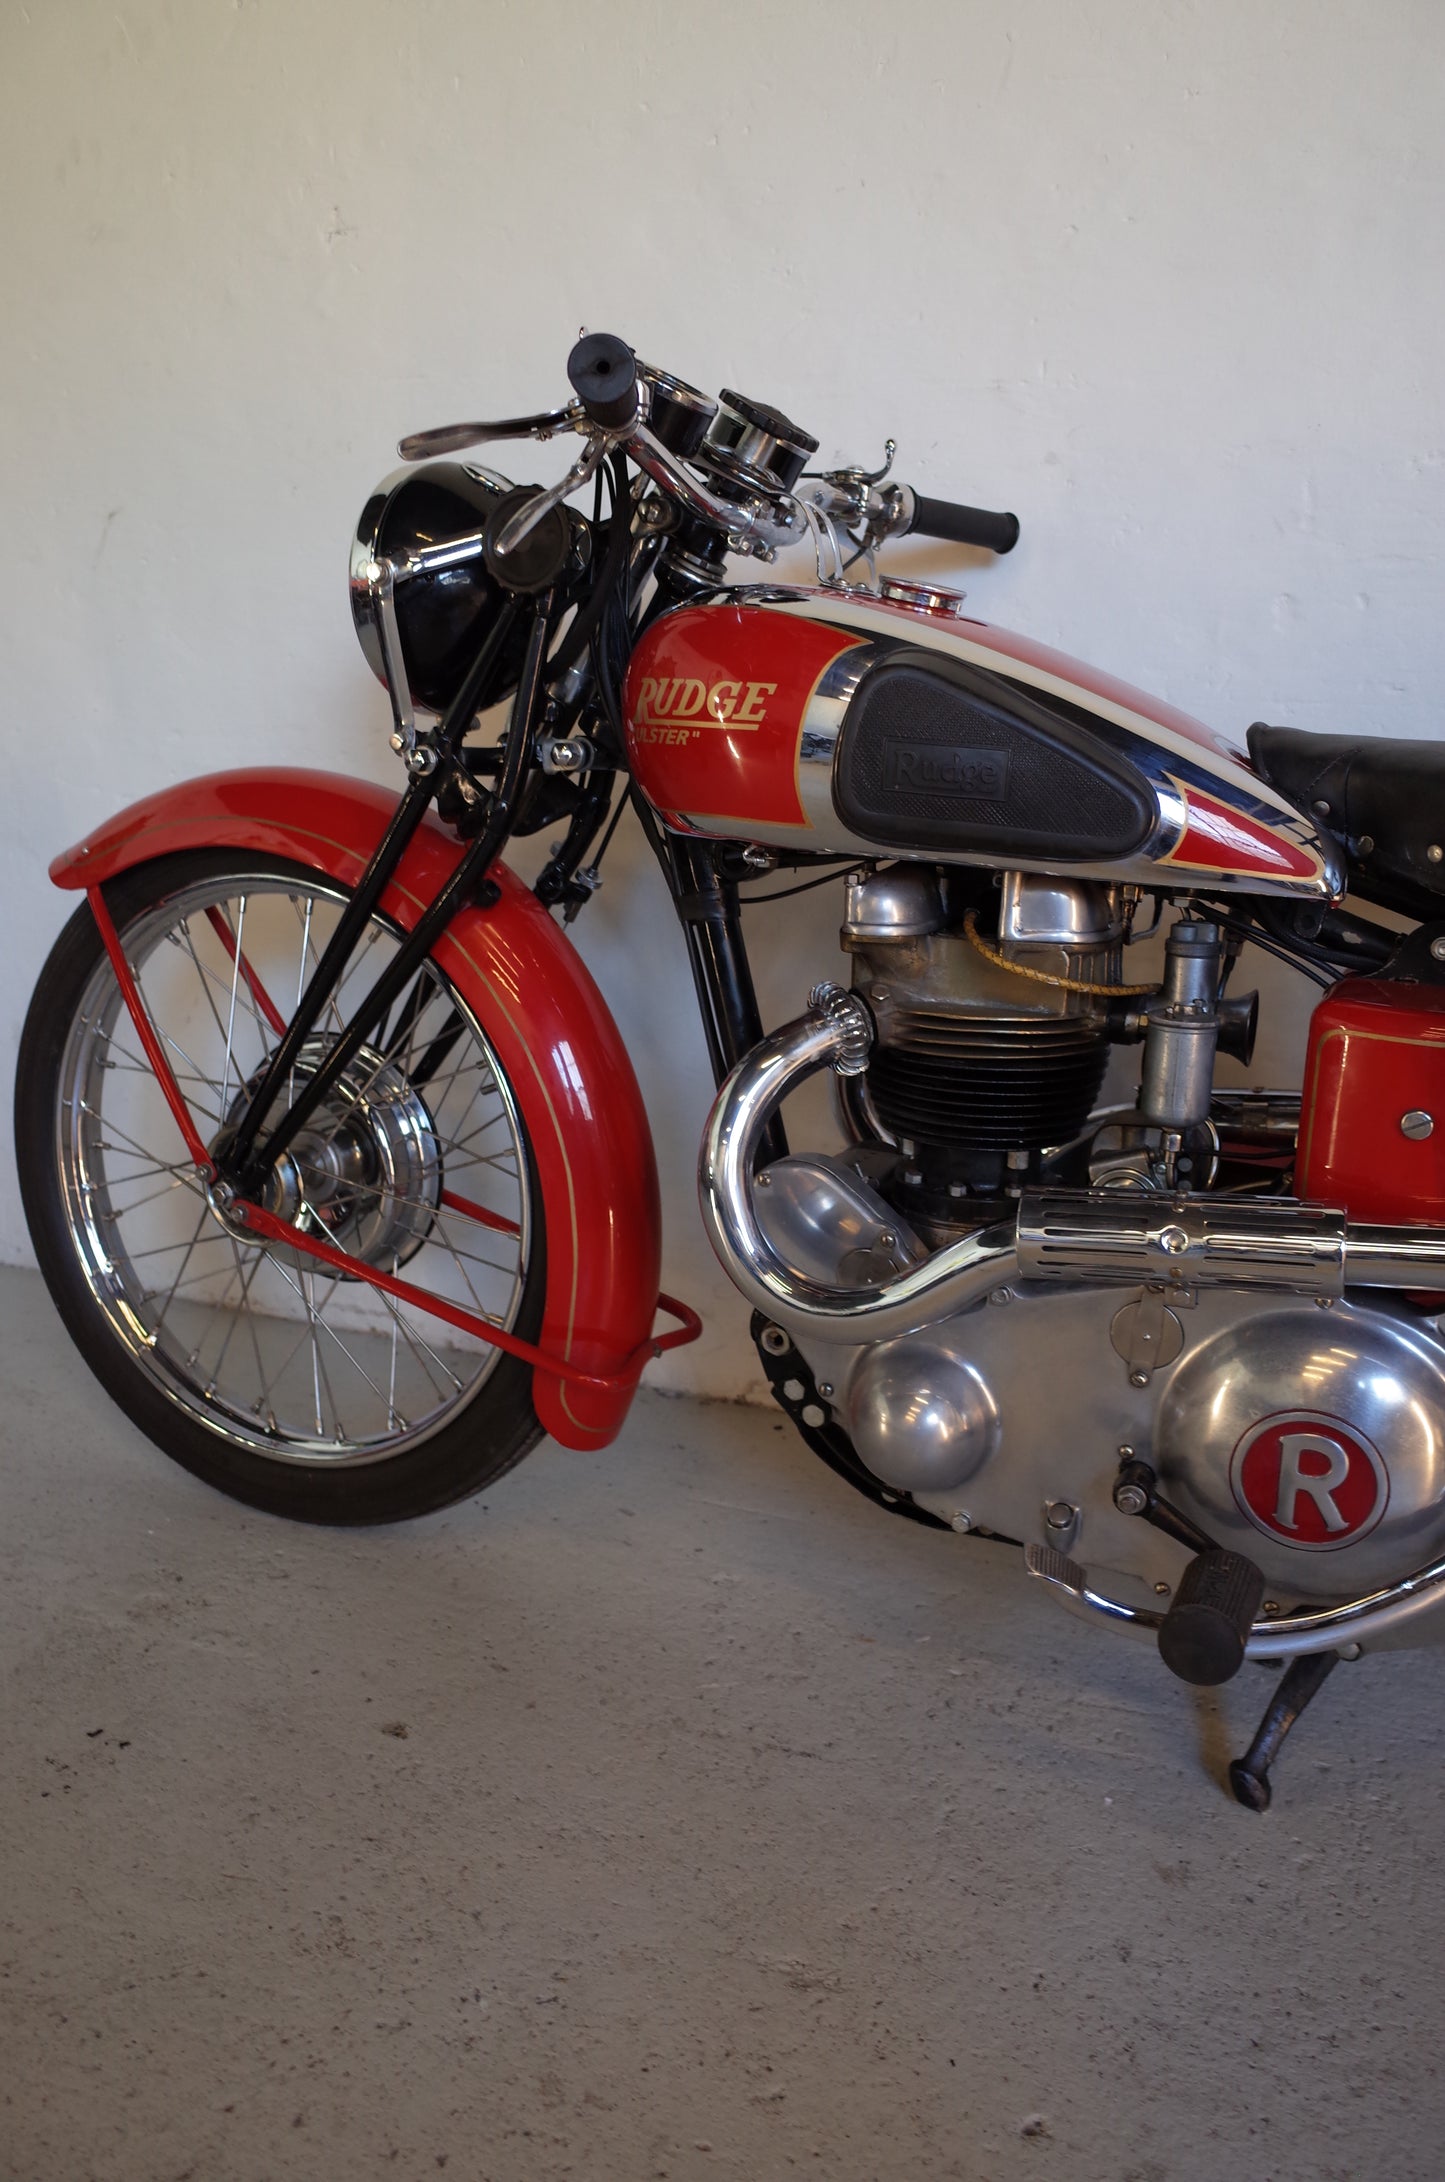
1248;723;1445;900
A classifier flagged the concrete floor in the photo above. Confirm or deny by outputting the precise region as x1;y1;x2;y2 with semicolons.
1;1266;1442;2182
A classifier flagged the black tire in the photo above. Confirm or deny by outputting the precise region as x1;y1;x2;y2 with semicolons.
15;849;548;1524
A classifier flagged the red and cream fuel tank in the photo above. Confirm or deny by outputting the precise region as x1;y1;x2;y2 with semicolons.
622;585;1341;897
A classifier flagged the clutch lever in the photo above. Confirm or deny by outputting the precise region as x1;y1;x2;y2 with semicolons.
397;404;583;461
490;433;608;558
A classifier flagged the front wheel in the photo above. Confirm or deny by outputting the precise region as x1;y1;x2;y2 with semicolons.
15;850;548;1523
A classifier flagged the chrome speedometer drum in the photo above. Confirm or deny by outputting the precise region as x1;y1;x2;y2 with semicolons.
699;390;819;495
349;460;534;716
638;362;717;457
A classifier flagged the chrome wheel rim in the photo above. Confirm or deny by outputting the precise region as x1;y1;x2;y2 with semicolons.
56;869;533;1465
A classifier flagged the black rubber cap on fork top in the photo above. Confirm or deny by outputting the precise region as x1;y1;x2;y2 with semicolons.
1157;1548;1268;1686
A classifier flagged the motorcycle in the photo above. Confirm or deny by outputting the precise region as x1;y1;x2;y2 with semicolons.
19;332;1445;1809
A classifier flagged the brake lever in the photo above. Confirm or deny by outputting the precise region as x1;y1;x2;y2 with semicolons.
802;438;898;507
490;433;608;558
397;405;583;462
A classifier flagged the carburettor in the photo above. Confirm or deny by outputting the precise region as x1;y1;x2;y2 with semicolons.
1138;919;1256;1130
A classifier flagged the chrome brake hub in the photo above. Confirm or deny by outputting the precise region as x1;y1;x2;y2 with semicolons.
210;1036;442;1276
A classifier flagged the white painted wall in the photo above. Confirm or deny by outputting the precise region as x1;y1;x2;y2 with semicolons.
3;0;1442;1398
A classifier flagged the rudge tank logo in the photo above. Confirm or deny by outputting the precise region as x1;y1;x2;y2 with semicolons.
1229;1409;1389;1550
632;676;778;742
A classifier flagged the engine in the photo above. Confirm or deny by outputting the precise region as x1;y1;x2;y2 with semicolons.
729;861;1445;1624
841;866;1125;1236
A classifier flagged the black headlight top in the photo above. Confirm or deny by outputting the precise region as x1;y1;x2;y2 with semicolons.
351;461;590;716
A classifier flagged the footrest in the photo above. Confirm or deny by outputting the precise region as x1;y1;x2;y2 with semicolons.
1157;1549;1266;1686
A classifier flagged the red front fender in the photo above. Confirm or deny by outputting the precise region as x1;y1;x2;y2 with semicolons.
51;767;666;1451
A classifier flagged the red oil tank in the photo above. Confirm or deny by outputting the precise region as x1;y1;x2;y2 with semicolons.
1298;977;1445;1222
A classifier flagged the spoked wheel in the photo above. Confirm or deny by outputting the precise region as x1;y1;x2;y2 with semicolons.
16;850;547;1522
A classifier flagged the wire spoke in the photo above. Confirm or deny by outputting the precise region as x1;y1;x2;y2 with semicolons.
126;1228;230;1266
177;920;275;1050
139;1258;263;1303
205;904;287;1039
422;1228;501;1324
449;1146;521;1178
202;1237;268;1392
147;1201;214;1339
419;1054;496;1113
226;1236;277;1421
156;1027;226;1121
302;966;437;1147
444;1114;515;1156
167;919;236;1059
301;1267;326;1436
217;894;247;1110
84;1103;204;1175
302;1172;519;1235
68;870;528;1459
432;1242;519;1279
264;1253;403;1425
104;1176;191;1218
372;1286;467;1394
101;1042;229;1095
290;894;316;1106
93;1147;195;1179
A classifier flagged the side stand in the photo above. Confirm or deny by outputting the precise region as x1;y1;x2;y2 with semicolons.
1228;1649;1341;1812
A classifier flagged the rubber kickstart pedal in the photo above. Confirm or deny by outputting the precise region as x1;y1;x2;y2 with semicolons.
1157;1549;1266;1686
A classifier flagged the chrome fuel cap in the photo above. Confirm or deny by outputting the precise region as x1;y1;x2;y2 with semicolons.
879;575;967;616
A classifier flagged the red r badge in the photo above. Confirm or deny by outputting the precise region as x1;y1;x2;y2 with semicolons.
1230;1410;1389;1551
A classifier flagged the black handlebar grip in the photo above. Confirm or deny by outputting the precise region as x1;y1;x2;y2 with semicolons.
567;333;639;429
906;493;1020;554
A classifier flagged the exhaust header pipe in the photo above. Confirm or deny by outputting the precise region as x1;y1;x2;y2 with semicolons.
699;985;1445;1341
698;984;1018;1343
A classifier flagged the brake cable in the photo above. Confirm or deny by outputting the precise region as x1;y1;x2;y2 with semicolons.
549;451;633;682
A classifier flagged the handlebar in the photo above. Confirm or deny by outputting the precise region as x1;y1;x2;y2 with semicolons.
901;490;1019;555
397;333;1022;572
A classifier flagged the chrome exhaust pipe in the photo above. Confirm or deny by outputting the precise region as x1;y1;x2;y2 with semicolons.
1016;1191;1350;1294
1017;1196;1445;1297
701;986;1445;1340
698;984;1018;1343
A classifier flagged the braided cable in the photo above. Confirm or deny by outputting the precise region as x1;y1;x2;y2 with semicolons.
961;907;1159;998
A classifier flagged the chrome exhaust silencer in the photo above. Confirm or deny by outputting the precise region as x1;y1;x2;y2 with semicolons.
1018;1195;1445;1297
1017;1192;1349;1294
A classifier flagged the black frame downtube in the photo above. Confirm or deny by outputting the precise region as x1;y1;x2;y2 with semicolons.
630;790;787;1167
